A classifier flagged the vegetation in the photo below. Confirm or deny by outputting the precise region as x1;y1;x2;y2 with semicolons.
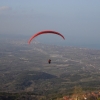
0;37;100;99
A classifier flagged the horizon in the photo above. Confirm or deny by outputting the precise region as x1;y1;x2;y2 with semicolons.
1;33;100;50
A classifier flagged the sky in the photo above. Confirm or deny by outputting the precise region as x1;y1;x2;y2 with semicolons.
0;0;100;48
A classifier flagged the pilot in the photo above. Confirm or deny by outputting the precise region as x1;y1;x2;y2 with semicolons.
48;59;51;64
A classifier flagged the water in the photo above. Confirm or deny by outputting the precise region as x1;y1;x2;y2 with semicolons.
41;41;100;50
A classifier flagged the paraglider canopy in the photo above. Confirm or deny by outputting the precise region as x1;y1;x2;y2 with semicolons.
28;30;65;44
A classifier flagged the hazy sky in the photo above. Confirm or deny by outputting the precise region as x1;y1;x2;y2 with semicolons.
0;0;100;48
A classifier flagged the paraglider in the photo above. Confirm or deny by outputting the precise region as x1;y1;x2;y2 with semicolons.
28;30;65;64
48;59;51;64
28;30;65;44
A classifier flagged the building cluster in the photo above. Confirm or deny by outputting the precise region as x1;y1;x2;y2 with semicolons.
63;91;100;100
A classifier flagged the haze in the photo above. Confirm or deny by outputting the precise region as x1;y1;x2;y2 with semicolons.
0;0;100;49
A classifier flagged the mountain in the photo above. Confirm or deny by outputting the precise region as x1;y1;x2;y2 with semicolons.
0;70;57;92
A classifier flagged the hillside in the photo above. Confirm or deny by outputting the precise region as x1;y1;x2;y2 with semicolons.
0;37;100;99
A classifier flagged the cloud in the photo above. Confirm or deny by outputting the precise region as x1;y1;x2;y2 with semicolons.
0;6;11;12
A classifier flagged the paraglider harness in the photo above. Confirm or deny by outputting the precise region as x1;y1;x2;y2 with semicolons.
48;59;51;64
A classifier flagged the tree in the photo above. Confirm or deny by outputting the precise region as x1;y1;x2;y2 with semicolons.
71;86;84;100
